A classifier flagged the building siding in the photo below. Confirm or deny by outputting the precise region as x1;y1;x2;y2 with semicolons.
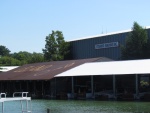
70;28;150;60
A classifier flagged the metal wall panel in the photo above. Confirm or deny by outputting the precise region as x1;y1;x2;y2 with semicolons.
71;28;150;60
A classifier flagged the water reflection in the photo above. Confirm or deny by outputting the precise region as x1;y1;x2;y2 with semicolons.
31;100;150;113
0;100;149;113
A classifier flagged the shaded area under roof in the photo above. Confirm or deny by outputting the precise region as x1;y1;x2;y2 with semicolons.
0;57;112;80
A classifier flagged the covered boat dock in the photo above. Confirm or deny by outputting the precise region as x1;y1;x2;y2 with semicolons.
55;59;150;100
0;58;150;101
0;58;110;99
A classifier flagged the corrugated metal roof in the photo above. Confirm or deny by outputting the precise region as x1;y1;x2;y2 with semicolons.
55;59;150;77
0;57;111;80
68;26;150;42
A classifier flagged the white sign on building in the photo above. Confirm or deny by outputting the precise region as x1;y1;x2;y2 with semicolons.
95;42;119;49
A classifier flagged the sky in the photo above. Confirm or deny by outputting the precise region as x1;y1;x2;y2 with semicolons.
0;0;150;53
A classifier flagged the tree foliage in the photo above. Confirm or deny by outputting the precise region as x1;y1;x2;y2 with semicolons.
0;45;10;56
11;51;32;64
0;48;45;66
0;56;21;66
29;52;44;63
11;51;45;65
121;22;150;60
42;30;71;61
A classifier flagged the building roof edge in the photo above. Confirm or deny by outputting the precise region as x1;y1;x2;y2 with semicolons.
68;26;150;42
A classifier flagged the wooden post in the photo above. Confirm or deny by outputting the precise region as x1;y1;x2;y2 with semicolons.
34;81;36;96
55;78;56;97
42;81;44;96
113;75;116;99
47;108;50;113
91;76;94;95
71;77;74;94
135;74;139;99
27;81;28;91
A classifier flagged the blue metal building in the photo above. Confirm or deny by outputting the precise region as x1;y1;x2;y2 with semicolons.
70;27;150;60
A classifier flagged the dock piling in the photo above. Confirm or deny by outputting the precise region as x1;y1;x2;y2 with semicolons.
47;108;50;113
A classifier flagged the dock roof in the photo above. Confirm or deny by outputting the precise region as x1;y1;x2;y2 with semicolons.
55;59;150;77
0;57;112;80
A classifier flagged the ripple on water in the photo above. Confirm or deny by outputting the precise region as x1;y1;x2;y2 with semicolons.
1;100;150;113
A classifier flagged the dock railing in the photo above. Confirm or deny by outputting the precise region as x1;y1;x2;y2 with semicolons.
13;92;28;98
0;92;32;113
0;93;6;99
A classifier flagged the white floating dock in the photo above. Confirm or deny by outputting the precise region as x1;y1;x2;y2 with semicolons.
0;92;32;113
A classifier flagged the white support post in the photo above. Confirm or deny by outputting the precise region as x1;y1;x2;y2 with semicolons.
30;100;32;113
2;102;4;113
20;100;23;113
26;100;28;112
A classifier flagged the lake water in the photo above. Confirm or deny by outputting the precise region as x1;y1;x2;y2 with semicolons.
1;99;150;113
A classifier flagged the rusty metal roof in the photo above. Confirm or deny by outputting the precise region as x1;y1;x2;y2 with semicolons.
0;57;112;80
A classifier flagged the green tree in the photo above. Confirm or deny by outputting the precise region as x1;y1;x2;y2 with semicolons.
121;22;149;60
11;51;32;65
29;52;44;63
0;56;21;66
0;45;10;56
42;30;70;61
11;51;45;65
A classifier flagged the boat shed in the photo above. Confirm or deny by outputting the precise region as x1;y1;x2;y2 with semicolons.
55;59;150;100
0;58;150;101
0;57;113;99
0;57;111;80
55;59;150;76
